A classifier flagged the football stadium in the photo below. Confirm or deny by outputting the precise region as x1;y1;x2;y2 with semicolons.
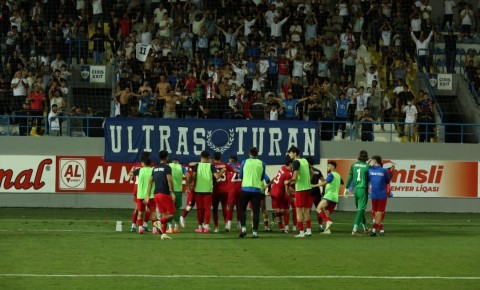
0;0;479;289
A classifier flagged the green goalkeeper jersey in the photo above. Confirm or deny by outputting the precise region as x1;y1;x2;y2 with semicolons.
346;161;370;189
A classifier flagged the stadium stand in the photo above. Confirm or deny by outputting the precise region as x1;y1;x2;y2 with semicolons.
0;0;479;142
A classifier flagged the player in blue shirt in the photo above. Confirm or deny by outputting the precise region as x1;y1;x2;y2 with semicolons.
368;155;391;236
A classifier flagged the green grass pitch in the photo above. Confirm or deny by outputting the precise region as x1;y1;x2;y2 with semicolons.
0;208;479;290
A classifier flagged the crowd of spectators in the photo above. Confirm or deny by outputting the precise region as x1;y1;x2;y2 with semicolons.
0;0;479;139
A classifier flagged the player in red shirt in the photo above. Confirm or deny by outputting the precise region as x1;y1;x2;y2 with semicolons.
371;164;394;226
270;157;293;232
212;152;236;232
180;166;195;228
225;155;242;232
128;152;153;232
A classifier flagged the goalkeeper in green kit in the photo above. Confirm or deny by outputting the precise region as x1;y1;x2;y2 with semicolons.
344;150;370;236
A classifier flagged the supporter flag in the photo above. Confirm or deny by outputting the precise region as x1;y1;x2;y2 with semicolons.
135;43;152;62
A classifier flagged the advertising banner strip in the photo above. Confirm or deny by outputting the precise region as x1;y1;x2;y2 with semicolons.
104;118;320;164
0;156;55;193
56;156;135;193
331;159;478;198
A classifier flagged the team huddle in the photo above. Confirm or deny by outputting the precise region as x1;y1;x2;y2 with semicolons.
128;147;392;239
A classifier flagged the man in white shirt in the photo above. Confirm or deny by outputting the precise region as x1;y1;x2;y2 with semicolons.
50;54;66;71
9;9;22;32
420;0;432;20
411;30;434;73
361;58;380;89
354;86;371;138
443;0;456;30
402;97;418;142
410;12;422;39
231;62;248;86
354;86;371;121
11;71;29;110
91;0;103;27
460;4;474;37
264;5;279;28
48;104;61;136
269;15;289;42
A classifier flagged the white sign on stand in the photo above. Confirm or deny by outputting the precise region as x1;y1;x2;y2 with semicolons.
437;74;452;90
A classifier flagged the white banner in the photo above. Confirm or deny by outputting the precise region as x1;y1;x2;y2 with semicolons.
0;156;56;192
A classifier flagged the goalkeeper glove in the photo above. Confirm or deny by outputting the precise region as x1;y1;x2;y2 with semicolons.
343;188;350;198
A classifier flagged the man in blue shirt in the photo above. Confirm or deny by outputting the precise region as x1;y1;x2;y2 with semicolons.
137;90;155;116
335;92;350;139
368;155;391;236
265;49;278;93
282;93;311;120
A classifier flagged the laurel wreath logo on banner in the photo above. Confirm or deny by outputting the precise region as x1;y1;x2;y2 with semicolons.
207;129;235;153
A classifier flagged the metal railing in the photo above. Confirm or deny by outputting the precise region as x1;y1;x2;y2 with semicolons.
2;116;478;143
0;115;105;137
462;71;480;105
318;120;480;143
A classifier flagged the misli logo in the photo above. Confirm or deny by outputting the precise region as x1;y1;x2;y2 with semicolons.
59;158;86;190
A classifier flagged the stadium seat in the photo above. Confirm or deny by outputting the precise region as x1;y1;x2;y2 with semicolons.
435;58;446;73
433;47;445;62
0;115;9;125
456;48;466;63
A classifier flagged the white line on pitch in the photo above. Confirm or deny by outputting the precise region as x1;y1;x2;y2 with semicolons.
0;274;479;280
0;229;108;233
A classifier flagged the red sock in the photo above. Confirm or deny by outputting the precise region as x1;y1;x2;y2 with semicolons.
226;209;232;222
182;208;189;218
373;223;378;229
160;217;168;232
277;220;283;229
145;210;151;223
275;211;284;217
284;213;290;227
306;220;311;229
317;213;323;225
136;218;143;227
297;222;304;232
319;211;330;222
131;211;137;224
379;224;384;230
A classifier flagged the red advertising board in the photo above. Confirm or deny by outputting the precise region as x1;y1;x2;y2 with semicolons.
330;159;479;198
56;156;135;193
